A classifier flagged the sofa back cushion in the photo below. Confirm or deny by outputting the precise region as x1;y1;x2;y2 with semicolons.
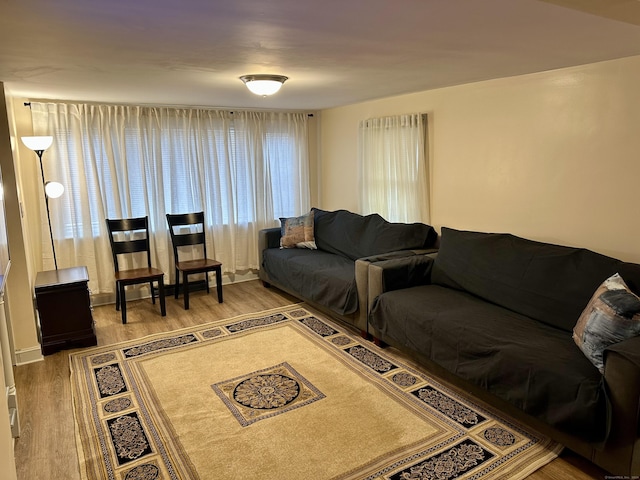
432;227;640;332
312;208;437;261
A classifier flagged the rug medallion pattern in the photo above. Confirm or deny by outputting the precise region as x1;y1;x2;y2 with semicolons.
70;305;561;480
212;362;326;426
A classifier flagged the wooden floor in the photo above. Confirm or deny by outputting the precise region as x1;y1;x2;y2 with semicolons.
12;279;607;479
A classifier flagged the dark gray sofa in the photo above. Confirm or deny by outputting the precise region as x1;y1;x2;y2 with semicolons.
258;207;437;334
368;227;640;475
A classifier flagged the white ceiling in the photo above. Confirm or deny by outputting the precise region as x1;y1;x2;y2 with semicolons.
2;0;640;111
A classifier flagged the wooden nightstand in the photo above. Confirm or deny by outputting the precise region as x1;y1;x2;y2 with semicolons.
34;266;97;355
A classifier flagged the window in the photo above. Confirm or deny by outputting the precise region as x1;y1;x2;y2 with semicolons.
30;103;311;290
359;113;429;223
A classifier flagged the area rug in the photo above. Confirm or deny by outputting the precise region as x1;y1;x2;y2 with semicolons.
70;304;562;480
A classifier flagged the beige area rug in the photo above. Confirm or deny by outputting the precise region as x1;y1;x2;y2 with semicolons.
70;305;562;480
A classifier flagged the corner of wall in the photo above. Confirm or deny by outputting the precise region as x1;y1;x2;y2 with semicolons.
2;90;41;356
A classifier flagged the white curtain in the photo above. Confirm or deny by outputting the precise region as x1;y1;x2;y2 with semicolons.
29;102;310;294
359;113;429;223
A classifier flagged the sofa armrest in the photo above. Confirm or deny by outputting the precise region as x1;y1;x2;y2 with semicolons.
599;336;640;473
605;336;640;371
604;336;640;433
354;249;438;333
258;227;281;252
370;255;435;292
354;254;413;334
258;227;281;285
366;255;435;314
358;248;438;264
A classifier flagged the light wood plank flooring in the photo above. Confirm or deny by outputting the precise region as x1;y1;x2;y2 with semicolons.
13;279;606;479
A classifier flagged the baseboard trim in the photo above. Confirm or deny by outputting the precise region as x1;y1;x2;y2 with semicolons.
14;346;43;365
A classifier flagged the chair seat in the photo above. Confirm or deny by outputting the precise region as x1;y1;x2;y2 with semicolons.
176;258;222;273
115;267;165;283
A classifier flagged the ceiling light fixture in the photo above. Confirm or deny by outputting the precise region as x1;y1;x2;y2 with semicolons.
240;74;288;96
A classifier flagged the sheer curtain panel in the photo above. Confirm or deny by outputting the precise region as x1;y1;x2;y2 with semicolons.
359;113;429;223
28;102;311;295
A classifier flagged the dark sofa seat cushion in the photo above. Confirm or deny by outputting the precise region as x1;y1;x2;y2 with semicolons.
262;248;358;315
431;227;640;332
371;284;610;442
312;208;437;261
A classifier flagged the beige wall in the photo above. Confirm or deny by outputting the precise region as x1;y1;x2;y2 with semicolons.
10;100;41;278
3;97;41;364
0;84;21;480
320;55;640;263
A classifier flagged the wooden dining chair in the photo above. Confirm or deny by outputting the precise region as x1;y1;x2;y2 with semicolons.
105;216;166;324
166;211;223;310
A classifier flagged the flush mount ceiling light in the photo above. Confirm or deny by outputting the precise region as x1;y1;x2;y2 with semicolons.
240;74;288;96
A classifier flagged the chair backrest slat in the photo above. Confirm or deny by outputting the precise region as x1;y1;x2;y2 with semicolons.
106;216;153;272
168;211;204;227
107;217;148;233
172;232;205;248
111;238;149;255
166;211;208;262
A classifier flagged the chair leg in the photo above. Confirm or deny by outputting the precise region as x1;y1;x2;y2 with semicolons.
184;273;190;310
205;271;210;294
115;283;121;311
174;267;180;299
215;266;223;303
150;281;156;304
120;283;127;324
158;278;166;317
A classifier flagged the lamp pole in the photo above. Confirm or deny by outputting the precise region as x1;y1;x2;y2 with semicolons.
35;149;58;270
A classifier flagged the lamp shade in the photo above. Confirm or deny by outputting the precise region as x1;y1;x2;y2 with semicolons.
44;181;64;199
21;136;53;151
240;74;288;96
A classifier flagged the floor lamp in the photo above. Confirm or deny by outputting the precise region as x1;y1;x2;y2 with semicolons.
21;136;65;270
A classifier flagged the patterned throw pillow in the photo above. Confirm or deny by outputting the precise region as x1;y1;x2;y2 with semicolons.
573;273;640;373
279;211;317;249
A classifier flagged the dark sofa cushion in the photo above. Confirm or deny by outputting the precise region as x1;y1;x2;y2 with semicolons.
262;247;358;315
312;208;437;261
431;227;640;332
370;284;610;442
